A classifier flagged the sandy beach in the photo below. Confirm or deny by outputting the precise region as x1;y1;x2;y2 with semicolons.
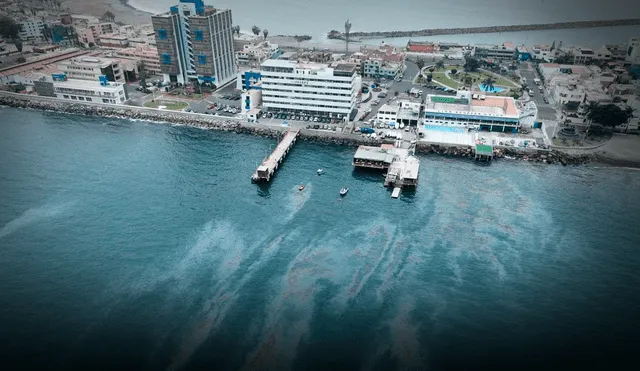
61;0;152;26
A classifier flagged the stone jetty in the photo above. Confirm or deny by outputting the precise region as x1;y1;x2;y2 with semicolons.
327;18;640;40
1;95;594;166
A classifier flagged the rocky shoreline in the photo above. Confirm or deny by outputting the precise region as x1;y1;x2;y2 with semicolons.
327;18;640;40
0;96;595;166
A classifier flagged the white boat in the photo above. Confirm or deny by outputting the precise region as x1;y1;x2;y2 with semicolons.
339;187;349;196
317;168;325;175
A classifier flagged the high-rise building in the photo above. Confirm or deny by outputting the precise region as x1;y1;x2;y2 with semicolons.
151;0;236;86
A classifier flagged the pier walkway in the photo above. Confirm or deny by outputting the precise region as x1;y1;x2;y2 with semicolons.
252;130;299;182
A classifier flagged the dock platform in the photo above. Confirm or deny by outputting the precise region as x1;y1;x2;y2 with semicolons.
251;130;299;182
391;187;401;198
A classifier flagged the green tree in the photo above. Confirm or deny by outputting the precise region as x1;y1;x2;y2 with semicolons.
463;56;480;72
586;103;629;134
450;68;458;75
435;59;445;70
233;25;240;37
251;25;260;36
554;53;574;64
426;73;433;82
103;11;115;22
0;16;22;40
415;57;425;72
262;28;268;39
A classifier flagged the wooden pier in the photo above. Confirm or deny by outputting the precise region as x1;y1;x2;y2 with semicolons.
251;130;299;182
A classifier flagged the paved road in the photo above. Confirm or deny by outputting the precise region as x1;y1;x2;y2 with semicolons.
518;63;557;121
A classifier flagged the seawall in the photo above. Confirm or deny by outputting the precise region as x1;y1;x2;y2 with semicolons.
327;18;640;40
0;93;592;166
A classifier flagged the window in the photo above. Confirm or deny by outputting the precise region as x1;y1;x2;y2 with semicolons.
70;96;77;100
86;98;92;102
162;53;171;65
157;29;167;40
78;96;85;100
63;95;69;99
194;29;203;41
197;55;207;65
103;99;109;103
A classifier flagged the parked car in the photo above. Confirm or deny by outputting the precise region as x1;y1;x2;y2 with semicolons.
543;97;549;104
378;93;387;98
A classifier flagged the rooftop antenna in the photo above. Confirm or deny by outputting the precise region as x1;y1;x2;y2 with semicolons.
344;19;352;55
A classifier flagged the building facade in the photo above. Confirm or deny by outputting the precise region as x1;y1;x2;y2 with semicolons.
423;91;520;132
474;43;516;60
98;34;130;48
34;78;128;104
260;59;358;117
152;0;236;86
19;19;45;40
116;46;162;74
58;57;125;83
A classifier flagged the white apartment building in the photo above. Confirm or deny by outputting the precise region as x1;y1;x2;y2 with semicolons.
19;19;45;40
260;59;358;117
531;44;555;62
58;57;125;83
627;37;640;64
52;79;127;104
377;103;399;122
474;43;516;60
362;59;401;79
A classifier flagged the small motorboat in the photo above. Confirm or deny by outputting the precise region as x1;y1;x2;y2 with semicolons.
299;185;305;191
317;168;325;175
339;187;349;196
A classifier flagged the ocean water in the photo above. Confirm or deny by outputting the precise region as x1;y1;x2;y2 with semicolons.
127;0;640;46
1;107;640;371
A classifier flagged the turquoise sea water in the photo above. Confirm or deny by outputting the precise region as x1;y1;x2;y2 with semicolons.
1;107;640;370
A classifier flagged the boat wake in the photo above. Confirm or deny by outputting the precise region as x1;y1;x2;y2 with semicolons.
0;201;74;240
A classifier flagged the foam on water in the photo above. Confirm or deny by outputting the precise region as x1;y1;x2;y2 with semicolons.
0;202;74;240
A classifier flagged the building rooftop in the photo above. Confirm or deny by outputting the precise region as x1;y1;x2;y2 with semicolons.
334;63;358;73
54;78;124;89
425;94;519;117
354;146;395;163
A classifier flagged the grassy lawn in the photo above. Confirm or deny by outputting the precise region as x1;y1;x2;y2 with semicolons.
424;66;519;90
143;100;188;110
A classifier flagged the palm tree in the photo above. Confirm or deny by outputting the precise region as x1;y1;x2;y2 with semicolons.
624;106;635;133
584;101;600;136
294;35;306;50
415;57;425;72
482;77;495;92
251;25;260;36
233;25;240;37
262;28;268;40
435;60;445;70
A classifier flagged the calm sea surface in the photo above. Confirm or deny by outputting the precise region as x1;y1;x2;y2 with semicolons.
127;0;640;46
1;107;640;370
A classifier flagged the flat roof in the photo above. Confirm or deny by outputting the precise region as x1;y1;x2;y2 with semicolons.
54;79;123;90
354;146;394;163
334;63;357;73
425;94;518;118
401;156;420;180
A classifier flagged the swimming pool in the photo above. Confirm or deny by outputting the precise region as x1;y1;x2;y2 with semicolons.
423;125;465;133
478;84;504;93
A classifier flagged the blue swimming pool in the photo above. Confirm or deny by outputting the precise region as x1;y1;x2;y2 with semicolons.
423;125;465;133
478;84;504;93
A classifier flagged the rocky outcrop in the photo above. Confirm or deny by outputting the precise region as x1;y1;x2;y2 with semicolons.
327;18;640;40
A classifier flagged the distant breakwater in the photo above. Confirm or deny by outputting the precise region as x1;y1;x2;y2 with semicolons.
0;95;593;166
327;18;640;40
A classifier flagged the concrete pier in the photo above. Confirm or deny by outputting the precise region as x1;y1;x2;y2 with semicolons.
252;130;299;182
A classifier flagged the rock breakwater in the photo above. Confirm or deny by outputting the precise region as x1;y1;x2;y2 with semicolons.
327;18;640;40
1;95;594;166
